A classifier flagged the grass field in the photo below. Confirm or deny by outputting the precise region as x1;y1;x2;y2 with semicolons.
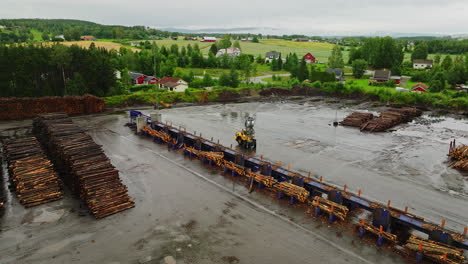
144;38;342;63
53;41;140;51
30;29;42;41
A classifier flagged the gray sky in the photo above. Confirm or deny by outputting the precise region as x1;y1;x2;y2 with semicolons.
1;0;467;35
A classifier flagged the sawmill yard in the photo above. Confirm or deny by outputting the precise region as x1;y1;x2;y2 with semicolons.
0;99;467;263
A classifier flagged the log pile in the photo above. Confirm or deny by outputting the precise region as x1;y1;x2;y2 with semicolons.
360;221;398;243
312;196;349;221
275;182;309;202
340;112;374;127
33;113;134;218
449;145;468;171
404;235;465;264
3;137;63;207
141;126;172;143
246;171;275;187
359;107;422;132
223;160;246;177
0;95;104;120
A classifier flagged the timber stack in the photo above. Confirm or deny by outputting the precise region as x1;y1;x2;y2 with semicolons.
0;95;104;120
339;112;374;127
33;113;134;218
449;143;468;171
3;137;63;207
341;107;422;132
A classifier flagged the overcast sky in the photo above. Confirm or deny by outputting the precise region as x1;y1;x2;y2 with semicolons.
2;0;467;35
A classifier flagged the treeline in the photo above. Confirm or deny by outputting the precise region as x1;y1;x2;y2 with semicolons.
120;42;258;81
0;44;118;97
425;39;468;54
0;19;172;42
348;37;404;72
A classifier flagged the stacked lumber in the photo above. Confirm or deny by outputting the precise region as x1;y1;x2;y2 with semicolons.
141;126;172;143
340;112;374;127
360;221;398;243
360;107;422;132
312;196;349;221
246;171;275;187
33;113;134;218
275;182;309;202
404;235;465;264
449;145;468;171
3;137;63;207
192;148;225;167
0;95;104;120
223;160;246;177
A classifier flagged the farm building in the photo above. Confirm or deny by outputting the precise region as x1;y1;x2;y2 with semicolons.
265;51;281;63
325;68;344;81
201;37;217;42
160;77;188;92
370;70;391;82
303;53;316;64
216;47;241;58
411;83;429;93
80;36;97;41
130;72;159;86
295;38;310;42
184;37;197;41
54;34;65;40
413;59;433;69
390;76;401;85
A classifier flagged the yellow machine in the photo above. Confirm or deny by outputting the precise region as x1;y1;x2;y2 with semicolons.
235;116;256;149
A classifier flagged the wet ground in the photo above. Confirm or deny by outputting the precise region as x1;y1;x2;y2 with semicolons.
0;99;467;264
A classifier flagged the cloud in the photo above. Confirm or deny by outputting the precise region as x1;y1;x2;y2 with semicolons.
1;0;467;35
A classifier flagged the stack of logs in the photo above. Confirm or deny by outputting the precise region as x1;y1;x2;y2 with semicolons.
275;182;309;202
312;196;349;221
449;144;468;171
0;95;105;120
3;137;63;207
141;126;172;143
341;108;422;132
246;171;275;188
404;235;465;264
339;112;374;127
33;113;134;218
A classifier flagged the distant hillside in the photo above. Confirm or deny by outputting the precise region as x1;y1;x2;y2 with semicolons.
0;18;172;42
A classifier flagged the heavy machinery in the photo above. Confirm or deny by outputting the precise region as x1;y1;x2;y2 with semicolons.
235;116;256;149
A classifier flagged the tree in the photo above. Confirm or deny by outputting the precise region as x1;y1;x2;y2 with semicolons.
434;54;441;64
328;45;344;68
51;45;71;95
252;36;259;43
411;43;429;61
209;44;218;55
218;35;232;49
233;40;241;50
296;59;309;82
429;80;444;92
229;68;240;87
352;59;368;79
218;73;231;86
270;57;278;71
41;31;49;41
67;72;87;95
203;73;214;87
441;56;453;69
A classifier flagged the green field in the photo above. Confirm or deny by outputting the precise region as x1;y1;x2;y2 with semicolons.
146;38;342;63
30;29;42;40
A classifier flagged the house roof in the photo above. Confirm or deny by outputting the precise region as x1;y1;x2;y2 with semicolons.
144;76;158;81
130;72;145;80
412;82;429;89
202;37;216;40
160;77;184;84
325;68;343;77
304;53;315;58
373;70;391;80
80;36;96;40
413;59;433;64
217;47;241;56
163;82;180;88
265;51;281;58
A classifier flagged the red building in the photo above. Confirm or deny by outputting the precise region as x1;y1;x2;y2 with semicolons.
303;53;316;64
80;36;97;41
411;83;428;93
130;72;159;85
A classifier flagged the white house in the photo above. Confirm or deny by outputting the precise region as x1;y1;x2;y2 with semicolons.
413;59;433;69
200;37;216;42
265;51;281;63
216;47;241;58
160;77;188;92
